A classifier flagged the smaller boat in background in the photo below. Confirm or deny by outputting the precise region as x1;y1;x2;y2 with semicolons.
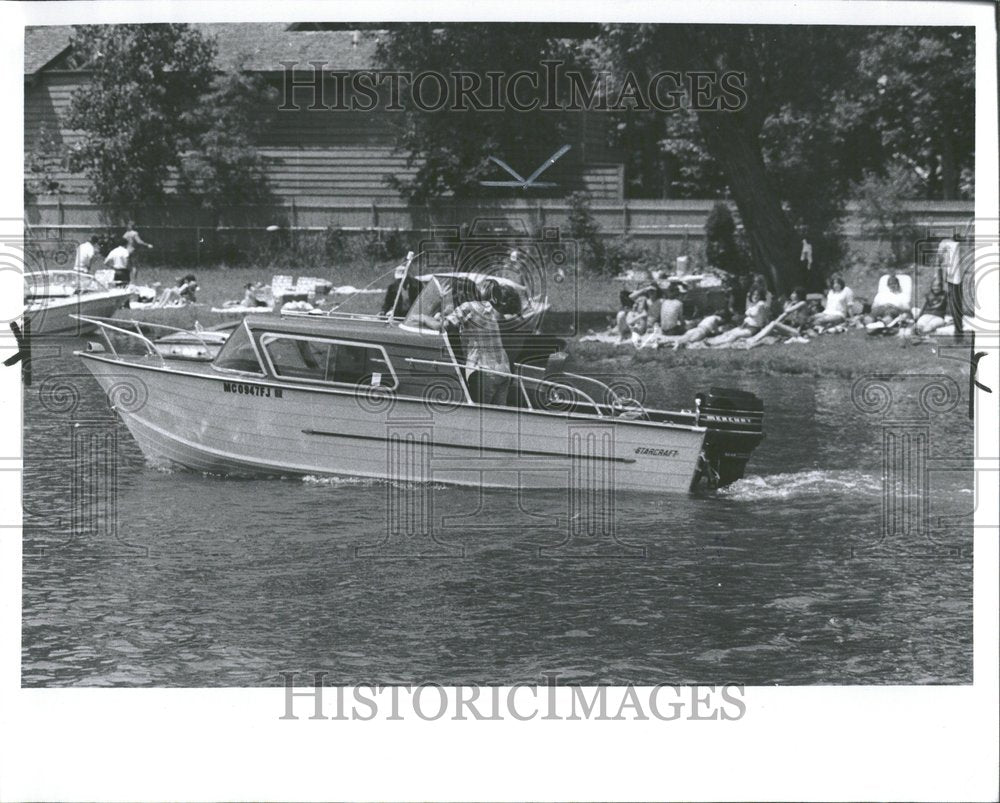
24;270;133;336
79;315;233;362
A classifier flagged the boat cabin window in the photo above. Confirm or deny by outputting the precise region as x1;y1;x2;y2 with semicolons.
261;334;397;389
212;323;265;375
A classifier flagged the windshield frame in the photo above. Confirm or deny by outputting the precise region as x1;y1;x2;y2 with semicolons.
211;319;266;376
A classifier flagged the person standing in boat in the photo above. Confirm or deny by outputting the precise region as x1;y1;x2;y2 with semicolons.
443;281;511;406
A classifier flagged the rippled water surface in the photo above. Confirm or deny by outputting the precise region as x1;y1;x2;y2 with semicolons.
22;343;974;686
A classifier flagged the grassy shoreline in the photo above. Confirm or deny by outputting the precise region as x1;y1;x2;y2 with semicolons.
569;329;967;379
117;264;967;380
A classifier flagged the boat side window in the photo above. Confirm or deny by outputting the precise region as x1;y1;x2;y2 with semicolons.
212;323;265;375
261;335;398;389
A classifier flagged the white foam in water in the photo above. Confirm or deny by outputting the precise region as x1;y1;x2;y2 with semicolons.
302;474;385;487
720;469;883;500
301;474;452;490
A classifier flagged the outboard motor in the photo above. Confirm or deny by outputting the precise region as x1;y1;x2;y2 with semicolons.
692;387;764;489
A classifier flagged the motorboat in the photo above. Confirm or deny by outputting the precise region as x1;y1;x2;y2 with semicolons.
24;270;134;336
74;273;764;492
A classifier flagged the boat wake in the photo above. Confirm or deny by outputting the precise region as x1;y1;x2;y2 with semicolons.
301;474;452;490
719;469;883;500
302;474;386;487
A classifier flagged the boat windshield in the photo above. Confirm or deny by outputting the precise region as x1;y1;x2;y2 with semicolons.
213;323;264;374
402;275;463;329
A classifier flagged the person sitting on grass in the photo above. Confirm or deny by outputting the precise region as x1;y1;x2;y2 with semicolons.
155;274;198;307
810;274;854;328
869;273;912;322
915;276;950;335
706;288;771;346
616;285;655;341
785;287;811;328
743;273;779;316
614;289;632;337
668;310;728;349
654;283;686;336
240;282;268;308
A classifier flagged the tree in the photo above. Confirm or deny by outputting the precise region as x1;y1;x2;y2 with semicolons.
65;24;271;218
853;28;974;200
704;202;745;275
850;165;923;270
176;68;276;222
24;122;66;200
604;24;875;293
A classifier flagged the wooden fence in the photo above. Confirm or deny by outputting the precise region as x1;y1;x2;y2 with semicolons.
23;196;975;265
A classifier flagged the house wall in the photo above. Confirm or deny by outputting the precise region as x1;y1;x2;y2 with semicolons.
24;71;626;202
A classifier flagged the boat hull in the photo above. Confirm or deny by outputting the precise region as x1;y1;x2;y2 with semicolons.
79;353;706;493
26;292;133;336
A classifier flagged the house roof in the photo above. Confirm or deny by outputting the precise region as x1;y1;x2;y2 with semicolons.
24;23;381;74
24;25;72;74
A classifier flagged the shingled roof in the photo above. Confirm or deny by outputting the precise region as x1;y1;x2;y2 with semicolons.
24;23;380;74
24;25;72;74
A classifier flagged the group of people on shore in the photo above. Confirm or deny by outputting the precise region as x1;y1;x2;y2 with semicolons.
608;276;815;349
72;224;200;307
73;221;154;286
601;234;969;350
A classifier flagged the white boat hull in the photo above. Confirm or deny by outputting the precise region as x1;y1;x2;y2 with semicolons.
79;353;707;493
26;291;133;336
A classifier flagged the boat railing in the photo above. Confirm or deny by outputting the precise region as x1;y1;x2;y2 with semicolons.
280;308;385;323
71;315;219;364
403;357;608;416
515;363;649;419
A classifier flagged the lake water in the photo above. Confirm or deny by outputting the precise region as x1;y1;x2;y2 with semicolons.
21;341;974;686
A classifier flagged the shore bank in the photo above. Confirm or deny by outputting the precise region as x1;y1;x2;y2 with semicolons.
569;329;969;379
114;265;968;380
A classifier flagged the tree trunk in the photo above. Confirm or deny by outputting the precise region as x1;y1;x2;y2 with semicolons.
696;110;803;294
655;26;809;293
939;132;957;201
